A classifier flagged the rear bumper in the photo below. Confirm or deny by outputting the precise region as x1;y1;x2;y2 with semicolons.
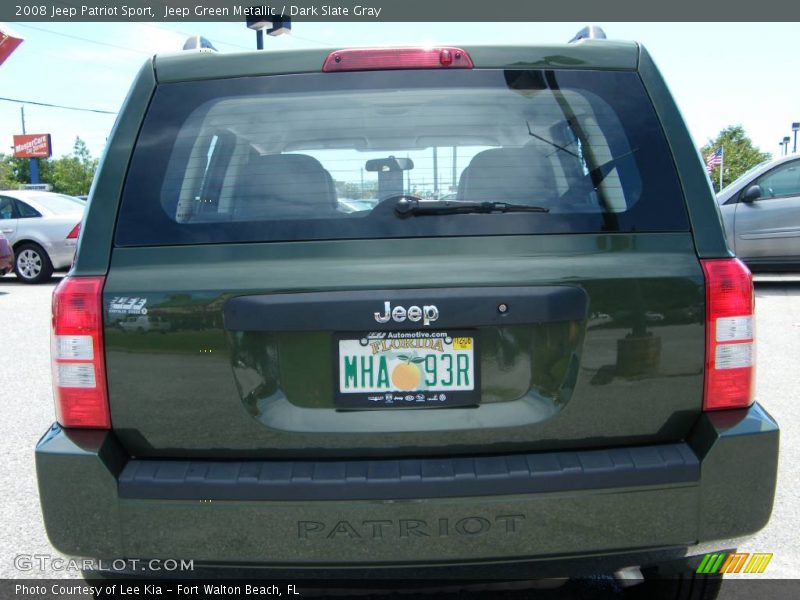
44;239;76;270
35;403;778;574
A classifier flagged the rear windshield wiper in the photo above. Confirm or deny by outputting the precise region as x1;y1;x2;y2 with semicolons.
394;197;549;216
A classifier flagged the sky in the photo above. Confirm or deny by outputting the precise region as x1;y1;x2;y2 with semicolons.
1;21;799;161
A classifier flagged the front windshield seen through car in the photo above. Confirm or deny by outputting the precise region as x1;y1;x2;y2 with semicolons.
168;73;638;224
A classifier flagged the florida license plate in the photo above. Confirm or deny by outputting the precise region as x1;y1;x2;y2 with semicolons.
334;330;480;409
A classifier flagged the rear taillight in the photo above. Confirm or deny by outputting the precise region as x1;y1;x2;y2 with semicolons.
67;223;81;239
51;276;110;428
701;258;754;411
322;47;474;72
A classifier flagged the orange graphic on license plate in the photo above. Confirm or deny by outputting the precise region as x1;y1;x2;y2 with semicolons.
391;356;425;390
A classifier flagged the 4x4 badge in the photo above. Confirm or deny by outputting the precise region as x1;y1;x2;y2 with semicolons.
374;301;439;326
108;296;148;315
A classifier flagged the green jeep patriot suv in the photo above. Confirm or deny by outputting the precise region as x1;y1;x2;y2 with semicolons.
36;29;779;596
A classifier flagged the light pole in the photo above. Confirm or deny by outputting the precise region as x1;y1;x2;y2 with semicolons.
19;105;39;185
792;123;799;154
246;15;291;50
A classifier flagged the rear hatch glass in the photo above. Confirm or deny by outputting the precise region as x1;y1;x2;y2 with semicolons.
116;69;687;246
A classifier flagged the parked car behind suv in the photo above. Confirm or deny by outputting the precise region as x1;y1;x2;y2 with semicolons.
0;190;83;283
717;154;800;271
36;33;778;597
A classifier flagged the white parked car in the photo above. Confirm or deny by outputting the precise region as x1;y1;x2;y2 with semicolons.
0;190;84;283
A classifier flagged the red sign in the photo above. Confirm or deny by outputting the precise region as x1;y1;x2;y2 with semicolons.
0;26;23;67
13;134;53;159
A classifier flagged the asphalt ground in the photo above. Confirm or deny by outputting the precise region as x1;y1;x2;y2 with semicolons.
1;272;798;597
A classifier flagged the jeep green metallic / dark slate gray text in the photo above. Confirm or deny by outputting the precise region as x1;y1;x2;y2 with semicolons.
36;32;779;596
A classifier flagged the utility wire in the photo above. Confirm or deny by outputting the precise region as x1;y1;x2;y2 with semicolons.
0;96;117;115
139;23;252;50
141;22;332;49
40;1;248;49
14;23;151;55
45;0;334;48
16;22;331;56
290;34;333;47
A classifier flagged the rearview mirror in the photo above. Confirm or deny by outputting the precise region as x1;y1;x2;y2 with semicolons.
365;156;414;172
741;184;762;203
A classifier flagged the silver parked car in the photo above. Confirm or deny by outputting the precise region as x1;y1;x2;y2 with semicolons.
717;154;800;271
0;190;84;283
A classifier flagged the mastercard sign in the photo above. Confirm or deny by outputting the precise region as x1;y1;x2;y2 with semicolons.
13;134;53;159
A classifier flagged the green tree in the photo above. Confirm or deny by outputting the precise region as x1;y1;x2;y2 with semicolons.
0;154;17;190
0;154;48;189
49;137;97;196
701;125;770;192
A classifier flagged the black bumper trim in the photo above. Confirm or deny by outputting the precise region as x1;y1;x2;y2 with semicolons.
118;443;698;501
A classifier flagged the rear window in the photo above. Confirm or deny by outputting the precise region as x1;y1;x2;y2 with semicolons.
116;69;688;246
16;200;42;218
29;194;84;215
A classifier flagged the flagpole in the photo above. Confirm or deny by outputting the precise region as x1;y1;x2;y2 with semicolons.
719;147;724;190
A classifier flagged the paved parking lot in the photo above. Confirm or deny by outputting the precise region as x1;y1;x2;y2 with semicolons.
0;273;798;588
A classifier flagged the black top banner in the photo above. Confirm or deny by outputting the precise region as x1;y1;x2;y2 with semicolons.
4;0;799;22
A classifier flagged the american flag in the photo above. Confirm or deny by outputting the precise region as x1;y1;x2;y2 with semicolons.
706;148;723;173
